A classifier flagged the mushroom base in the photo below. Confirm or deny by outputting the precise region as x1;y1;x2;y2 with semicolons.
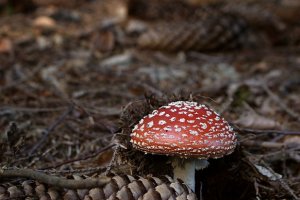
172;158;209;192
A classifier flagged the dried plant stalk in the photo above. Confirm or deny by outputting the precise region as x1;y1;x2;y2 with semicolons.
138;14;260;52
0;174;197;200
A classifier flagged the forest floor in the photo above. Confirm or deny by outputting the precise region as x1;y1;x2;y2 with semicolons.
0;0;300;199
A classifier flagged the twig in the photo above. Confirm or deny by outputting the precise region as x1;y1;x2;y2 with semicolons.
29;103;74;154
27;144;58;167
42;166;106;175
0;64;43;92
192;94;218;104
42;143;116;170
218;97;233;115
105;140;118;175
262;83;300;121
260;161;300;200
187;52;230;63
259;146;300;162
0;106;67;114
137;81;164;96
234;126;300;135
0;168;110;189
242;141;284;148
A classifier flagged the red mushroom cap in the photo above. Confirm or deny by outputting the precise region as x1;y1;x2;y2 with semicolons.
130;101;237;158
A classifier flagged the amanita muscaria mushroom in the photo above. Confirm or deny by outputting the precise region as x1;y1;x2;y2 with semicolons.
130;101;237;191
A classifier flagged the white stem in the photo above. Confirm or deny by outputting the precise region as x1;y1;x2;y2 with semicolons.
172;159;209;192
173;159;196;191
195;159;209;170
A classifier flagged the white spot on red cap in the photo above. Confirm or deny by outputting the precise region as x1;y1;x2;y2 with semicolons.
189;130;199;136
206;111;212;116
170;117;176;122
159;111;165;116
164;126;172;131
147;121;154;128
179;118;186;123
175;127;181;132
133;125;138;131
159;120;166;125
200;122;207;129
131;132;137;136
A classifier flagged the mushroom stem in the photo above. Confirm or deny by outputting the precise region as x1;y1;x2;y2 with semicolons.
173;159;196;191
172;158;209;192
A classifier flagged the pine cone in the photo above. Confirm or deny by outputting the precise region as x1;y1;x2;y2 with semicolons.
128;0;202;21
0;174;197;200
221;2;286;32
137;13;259;52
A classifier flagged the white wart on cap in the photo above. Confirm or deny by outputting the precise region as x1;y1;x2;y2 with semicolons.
130;101;237;158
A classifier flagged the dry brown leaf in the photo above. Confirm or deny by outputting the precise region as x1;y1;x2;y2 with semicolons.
187;0;222;6
92;29;115;52
32;0;83;8
33;16;56;29
234;112;281;129
0;38;13;54
100;0;128;20
283;136;300;146
96;149;114;167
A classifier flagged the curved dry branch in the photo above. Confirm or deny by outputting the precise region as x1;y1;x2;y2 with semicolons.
0;168;110;189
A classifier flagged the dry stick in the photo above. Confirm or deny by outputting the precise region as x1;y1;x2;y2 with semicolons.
0;106;67;113
105;138;118;175
262;83;300;121
43;166;106;175
27;145;58;168
0;168;111;189
218;97;233;115
29;103;74;155
258;146;300;163
260;161;300;200
0;64;44;92
187;51;230;63
242;141;284;148
138;81;164;96
234;126;300;135
42;143;116;170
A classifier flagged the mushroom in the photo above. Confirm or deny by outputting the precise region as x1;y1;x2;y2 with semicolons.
130;101;237;191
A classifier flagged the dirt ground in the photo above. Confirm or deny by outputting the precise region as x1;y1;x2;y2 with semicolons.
0;0;300;199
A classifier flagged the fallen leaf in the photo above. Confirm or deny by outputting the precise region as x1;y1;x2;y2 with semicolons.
255;165;282;181
93;29;115;52
0;38;13;54
234;112;281;129
283;136;300;146
33;16;56;29
97;149;114;167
